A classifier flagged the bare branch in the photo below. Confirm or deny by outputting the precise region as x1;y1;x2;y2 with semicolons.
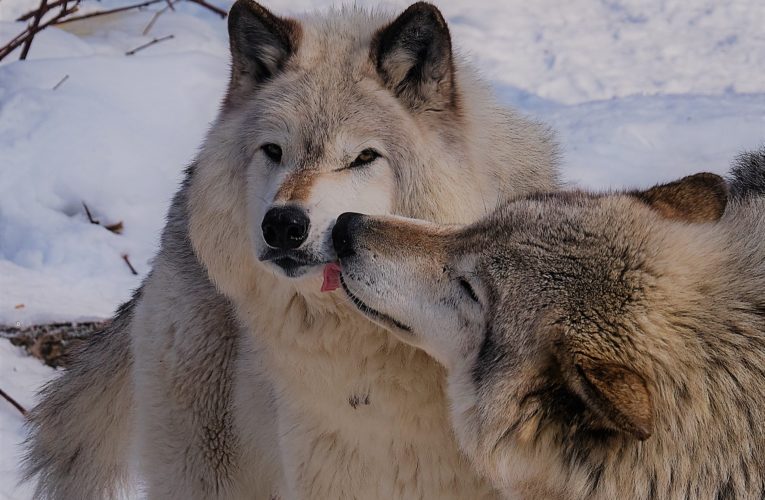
52;74;69;90
142;1;173;36
186;0;226;18
20;0;49;60
53;0;165;26
122;254;138;275
82;202;99;225
16;0;68;22
0;388;27;417
125;34;174;56
0;3;78;62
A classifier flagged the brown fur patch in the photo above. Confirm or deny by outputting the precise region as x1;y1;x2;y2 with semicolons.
274;170;320;202
365;217;446;256
636;172;728;223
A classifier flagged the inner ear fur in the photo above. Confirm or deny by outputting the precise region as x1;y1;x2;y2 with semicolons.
552;327;654;441
634;172;728;223
226;0;301;104
573;356;654;440
371;2;456;112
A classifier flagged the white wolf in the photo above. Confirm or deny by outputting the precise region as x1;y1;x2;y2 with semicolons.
23;1;558;498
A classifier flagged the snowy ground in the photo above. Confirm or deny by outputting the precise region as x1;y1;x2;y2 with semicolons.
0;0;763;497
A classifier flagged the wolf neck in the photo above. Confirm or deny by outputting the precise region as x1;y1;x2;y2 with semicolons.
512;227;765;499
231;256;493;495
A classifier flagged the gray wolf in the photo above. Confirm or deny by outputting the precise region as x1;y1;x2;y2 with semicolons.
23;1;558;498
332;154;765;499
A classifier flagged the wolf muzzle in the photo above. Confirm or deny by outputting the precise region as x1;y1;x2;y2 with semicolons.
332;212;366;258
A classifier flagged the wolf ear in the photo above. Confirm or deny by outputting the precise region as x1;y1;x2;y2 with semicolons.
635;172;728;222
553;327;654;441
371;2;456;112
227;0;300;102
571;356;654;441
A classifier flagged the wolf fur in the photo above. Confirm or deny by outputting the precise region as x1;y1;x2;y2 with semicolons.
729;147;765;199
335;154;765;499
23;1;558;498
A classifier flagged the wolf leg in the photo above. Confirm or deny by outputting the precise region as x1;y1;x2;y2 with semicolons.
132;270;282;500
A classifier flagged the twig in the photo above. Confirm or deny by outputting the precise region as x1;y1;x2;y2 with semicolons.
165;0;175;11
121;254;138;275
16;0;68;22
1;31;32;57
52;74;69;90
186;0;226;18
20;0;48;60
81;202;123;233
125;34;173;56
0;3;78;62
142;1;172;36
82;202;99;224
0;387;27;417
54;0;165;25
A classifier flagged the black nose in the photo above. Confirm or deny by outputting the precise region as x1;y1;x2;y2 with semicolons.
261;206;310;250
332;212;365;259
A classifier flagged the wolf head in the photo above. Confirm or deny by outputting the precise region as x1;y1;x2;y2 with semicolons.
187;1;557;301
333;173;728;447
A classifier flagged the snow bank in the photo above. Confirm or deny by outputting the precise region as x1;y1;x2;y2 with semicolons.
1;5;228;325
0;341;52;500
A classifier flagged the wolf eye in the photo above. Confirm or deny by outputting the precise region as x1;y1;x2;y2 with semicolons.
458;278;480;304
349;148;380;168
262;143;283;163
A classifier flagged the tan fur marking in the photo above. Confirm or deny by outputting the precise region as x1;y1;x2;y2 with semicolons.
364;217;446;256
274;169;320;202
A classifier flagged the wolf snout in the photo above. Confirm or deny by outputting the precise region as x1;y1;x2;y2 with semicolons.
332;212;366;259
262;206;310;250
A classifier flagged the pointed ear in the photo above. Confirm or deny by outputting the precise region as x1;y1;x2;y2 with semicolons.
635;172;728;222
226;0;300;103
371;2;456;112
552;325;654;441
572;356;654;441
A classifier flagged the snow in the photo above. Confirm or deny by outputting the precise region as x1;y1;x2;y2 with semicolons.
0;0;763;497
0;341;53;500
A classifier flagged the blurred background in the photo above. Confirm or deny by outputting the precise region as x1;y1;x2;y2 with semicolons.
0;0;763;496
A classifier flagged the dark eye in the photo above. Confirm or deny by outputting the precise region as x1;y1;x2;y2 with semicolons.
459;278;480;304
349;148;380;168
262;143;282;163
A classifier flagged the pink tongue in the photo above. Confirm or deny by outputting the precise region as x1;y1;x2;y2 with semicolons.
321;262;342;292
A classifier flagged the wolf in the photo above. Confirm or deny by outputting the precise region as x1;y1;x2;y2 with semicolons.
331;153;765;499
23;1;558;498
